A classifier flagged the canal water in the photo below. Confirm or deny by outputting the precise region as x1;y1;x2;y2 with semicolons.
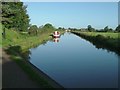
29;32;118;88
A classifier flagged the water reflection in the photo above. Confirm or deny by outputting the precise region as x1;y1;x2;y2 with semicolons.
72;32;120;56
29;33;118;88
53;38;60;43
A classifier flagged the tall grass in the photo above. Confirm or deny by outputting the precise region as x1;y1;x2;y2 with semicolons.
2;29;64;50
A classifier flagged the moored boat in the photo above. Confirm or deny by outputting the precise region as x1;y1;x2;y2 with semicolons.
53;31;60;38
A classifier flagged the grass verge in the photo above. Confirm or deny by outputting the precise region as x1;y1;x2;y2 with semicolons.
3;29;65;88
71;31;120;55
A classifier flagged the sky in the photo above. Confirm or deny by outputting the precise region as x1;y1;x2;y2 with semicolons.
23;2;118;29
21;0;119;2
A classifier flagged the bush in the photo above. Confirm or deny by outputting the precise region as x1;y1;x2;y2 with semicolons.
95;35;107;41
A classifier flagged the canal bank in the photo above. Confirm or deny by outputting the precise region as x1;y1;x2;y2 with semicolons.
2;48;64;88
2;48;40;88
71;31;120;56
2;30;65;88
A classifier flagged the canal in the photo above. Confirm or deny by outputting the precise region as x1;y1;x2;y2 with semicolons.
29;32;118;88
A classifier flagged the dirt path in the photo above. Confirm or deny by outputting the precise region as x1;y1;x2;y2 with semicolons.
2;48;40;88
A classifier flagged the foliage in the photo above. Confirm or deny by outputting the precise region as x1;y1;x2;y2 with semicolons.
2;2;30;31
58;27;62;30
44;23;52;28
101;26;113;32
43;23;54;29
28;25;38;35
38;23;56;34
103;26;109;32
108;28;113;32
115;25;120;32
87;25;95;32
58;27;66;30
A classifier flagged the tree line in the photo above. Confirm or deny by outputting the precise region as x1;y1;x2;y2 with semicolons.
28;23;56;36
68;25;120;32
2;2;119;38
1;2;57;38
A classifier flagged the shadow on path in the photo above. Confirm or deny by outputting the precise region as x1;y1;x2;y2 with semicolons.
2;47;40;88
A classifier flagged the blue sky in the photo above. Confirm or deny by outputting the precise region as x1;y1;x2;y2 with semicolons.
24;2;118;29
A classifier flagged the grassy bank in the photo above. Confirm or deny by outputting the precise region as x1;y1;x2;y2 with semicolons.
71;31;120;55
2;28;65;51
2;28;65;88
3;30;50;50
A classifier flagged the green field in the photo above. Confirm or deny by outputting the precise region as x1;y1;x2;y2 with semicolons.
74;31;119;39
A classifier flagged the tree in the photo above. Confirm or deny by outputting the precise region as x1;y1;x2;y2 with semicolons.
103;26;113;32
108;28;113;32
103;26;109;32
28;25;38;35
87;25;95;32
41;23;55;32
2;2;30;31
43;23;54;29
115;25;120;32
2;2;14;29
58;27;62;30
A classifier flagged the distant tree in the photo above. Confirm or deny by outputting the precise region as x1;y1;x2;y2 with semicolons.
62;27;65;30
98;29;104;32
40;23;55;33
87;25;95;32
28;25;38;35
87;25;92;31
103;26;113;32
96;29;99;32
58;27;62;30
115;25;120;32
108;28;113;32
68;27;73;30
43;23;54;29
103;26;109;32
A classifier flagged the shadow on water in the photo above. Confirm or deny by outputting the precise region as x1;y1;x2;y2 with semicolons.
4;35;57;62
72;32;120;56
4;39;50;61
